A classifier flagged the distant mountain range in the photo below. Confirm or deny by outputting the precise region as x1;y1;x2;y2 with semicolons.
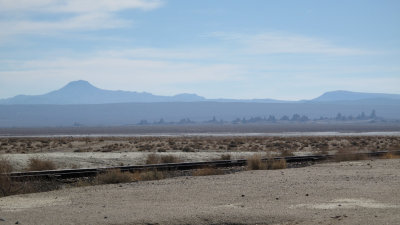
0;80;205;104
312;90;400;102
0;80;400;105
0;80;400;127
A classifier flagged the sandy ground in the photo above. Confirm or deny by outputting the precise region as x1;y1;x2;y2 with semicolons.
2;136;399;155
3;151;262;171
2;135;400;171
0;159;399;225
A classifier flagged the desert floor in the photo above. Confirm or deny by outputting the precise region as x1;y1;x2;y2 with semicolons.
0;158;399;225
1;135;400;171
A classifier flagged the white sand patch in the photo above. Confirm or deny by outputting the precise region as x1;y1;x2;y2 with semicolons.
293;198;399;209
0;195;71;212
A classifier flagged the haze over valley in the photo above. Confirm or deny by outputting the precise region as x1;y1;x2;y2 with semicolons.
0;80;399;128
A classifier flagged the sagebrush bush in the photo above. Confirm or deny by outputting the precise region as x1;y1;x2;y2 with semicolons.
1;157;61;197
219;154;231;160
160;155;181;163
145;154;160;164
0;157;12;174
26;158;57;171
333;150;368;162
267;159;287;170
380;152;400;159
280;149;294;157
247;154;267;170
96;169;133;184
0;157;14;197
145;154;181;164
247;155;287;170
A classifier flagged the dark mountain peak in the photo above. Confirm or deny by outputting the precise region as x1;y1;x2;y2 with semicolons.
61;80;98;91
173;93;205;101
312;90;400;102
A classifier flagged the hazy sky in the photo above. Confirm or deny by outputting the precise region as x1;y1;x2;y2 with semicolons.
0;0;399;100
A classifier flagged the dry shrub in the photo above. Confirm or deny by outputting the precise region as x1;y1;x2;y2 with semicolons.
381;152;400;159
145;153;160;164
74;179;93;187
280;149;295;157
0;157;15;197
334;150;368;162
96;169;133;184
160;155;181;164
0;157;12;174
267;159;287;170
84;169;166;186
193;167;224;176
220;154;231;160
26;158;56;171
247;154;267;170
247;155;287;170
182;146;194;152
0;158;54;197
145;154;181;164
132;170;165;181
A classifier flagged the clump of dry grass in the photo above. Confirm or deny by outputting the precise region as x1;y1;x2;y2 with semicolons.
247;154;267;170
267;159;287;170
219;154;231;160
96;169;133;184
380;152;400;159
280;149;295;157
89;169;167;185
193;167;224;176
26;158;56;171
333;150;368;162
145;154;181;164
1;157;58;197
145;153;160;164
160;155;181;163
247;154;287;170
0;157;12;174
0;157;15;197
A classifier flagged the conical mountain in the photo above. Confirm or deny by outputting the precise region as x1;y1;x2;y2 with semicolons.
0;80;205;104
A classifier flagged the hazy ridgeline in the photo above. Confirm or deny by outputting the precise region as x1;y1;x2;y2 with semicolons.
1;80;399;128
0;101;399;127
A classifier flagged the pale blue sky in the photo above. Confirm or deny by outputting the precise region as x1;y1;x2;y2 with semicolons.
0;0;399;100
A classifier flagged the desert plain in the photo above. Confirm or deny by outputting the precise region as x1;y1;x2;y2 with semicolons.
1;132;400;225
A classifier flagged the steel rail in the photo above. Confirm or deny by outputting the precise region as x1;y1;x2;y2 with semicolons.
3;150;399;181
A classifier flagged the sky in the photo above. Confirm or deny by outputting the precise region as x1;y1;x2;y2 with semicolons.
0;0;399;100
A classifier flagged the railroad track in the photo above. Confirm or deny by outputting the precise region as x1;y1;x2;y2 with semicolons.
4;150;400;181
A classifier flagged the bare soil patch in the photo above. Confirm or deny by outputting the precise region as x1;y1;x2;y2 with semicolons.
0;159;399;224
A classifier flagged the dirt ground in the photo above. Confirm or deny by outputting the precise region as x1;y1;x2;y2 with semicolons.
2;136;400;155
3;151;259;171
0;158;399;225
1;135;400;171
